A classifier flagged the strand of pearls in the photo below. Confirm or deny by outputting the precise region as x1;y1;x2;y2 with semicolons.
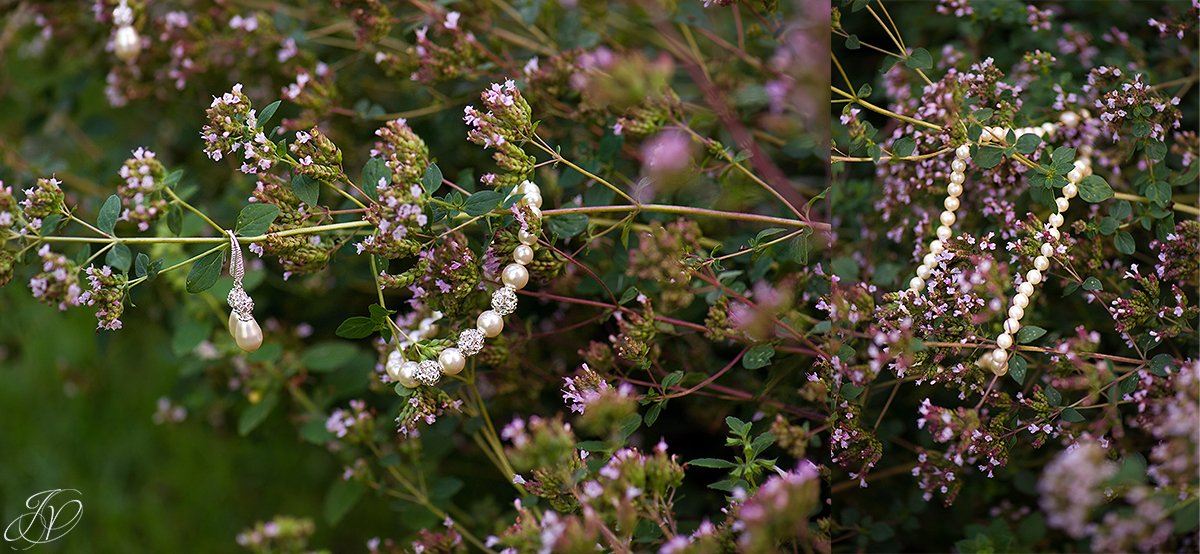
909;144;972;292
385;180;544;388
112;1;142;63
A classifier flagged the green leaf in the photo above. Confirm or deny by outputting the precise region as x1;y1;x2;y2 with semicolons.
1015;326;1046;344
238;391;279;436
892;137;916;158
97;194;121;234
974;146;1004;169
105;243;132;273
421;163;443;195
1081;277;1103;291
841;383;864;400
235;203;280;236
724;416;751;436
661;371;684;389
1149;353;1173;377
134;252;149;278
1060;408;1085;423
1077;175;1114;203
743;344;776;369
1114;231;1135;255
301;342;360;372
163;169;184;187
462;190;504;216
335;317;377;339
324;478;365;525
644;402;664;426
1015;133;1041;155
845;34;860;49
905;48;932;70
619;286;641;305
167;204;182;236
361;157;390;200
1173;499;1200;534
1008;356;1027;385
1145;140;1167;162
185;249;226;293
291;174;319;206
257;100;282;128
856;83;872;98
689;457;737;469
1144;180;1171;207
1044;386;1062;407
547;213;589;239
748;432;776;457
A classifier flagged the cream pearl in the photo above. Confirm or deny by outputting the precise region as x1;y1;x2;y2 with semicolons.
916;265;932;280
1048;227;1061;240
501;263;529;290
991;348;1009;366
228;312;263;352
997;333;1014;349
944;197;960;211
512;244;535;265
518;229;538;245
1004;318;1021;334
523;191;543;208
1014;293;1029;308
516;181;540;197
397;361;420;388
1041;243;1055;257
956;144;971;159
477;310;504;337
1062;184;1077;199
936;225;952;241
1066;169;1083;183
930;240;945;254
947;182;964;197
951;159;967;173
114;26;141;62
1048;213;1064;228
1008;304;1025;320
923;253;938;267
1026;269;1043;285
527;205;542;219
1034;255;1050;272
1041;122;1056;136
438;347;466;375
939;210;956;226
1060;111;1080;128
1019;282;1035;297
1073;159;1090;171
909;277;925;291
949;172;966;185
1055;197;1070;213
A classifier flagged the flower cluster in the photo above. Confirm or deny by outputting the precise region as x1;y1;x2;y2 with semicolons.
561;363;637;436
405;11;483;83
325;399;373;443
464;80;535;188
287;126;342;182
201;83;278;175
1087;67;1182;142
235;515;324;554
21;177;65;220
248;174;333;277
79;265;127;330
0;181;18;231
731;461;822;553
394;387;462;438
405;235;481;317
1036;439;1117;539
116;147;167;231
333;0;391;44
28;245;82;311
358;119;430;260
577;442;685;536
503;416;583;512
627;219;702;311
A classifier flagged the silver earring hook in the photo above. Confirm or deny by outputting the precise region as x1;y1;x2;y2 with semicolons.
226;230;254;321
228;230;245;285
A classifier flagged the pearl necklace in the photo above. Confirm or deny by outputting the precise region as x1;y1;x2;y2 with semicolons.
907;111;1095;375
383;181;543;388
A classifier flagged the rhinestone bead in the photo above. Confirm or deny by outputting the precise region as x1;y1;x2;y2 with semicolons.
457;328;485;356
491;287;519;316
414;360;442;386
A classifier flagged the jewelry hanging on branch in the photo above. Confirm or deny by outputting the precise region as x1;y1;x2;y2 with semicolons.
227;231;264;353
385;181;543;388
111;0;142;63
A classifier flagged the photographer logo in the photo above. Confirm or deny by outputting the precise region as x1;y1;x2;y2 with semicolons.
3;489;82;550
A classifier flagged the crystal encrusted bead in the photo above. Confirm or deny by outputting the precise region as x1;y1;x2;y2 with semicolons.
491;287;518;316
457;328;485;356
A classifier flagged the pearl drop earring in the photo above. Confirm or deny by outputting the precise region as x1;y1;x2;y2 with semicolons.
226;231;264;352
111;0;141;63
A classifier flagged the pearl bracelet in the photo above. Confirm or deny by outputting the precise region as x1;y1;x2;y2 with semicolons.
383;180;543;388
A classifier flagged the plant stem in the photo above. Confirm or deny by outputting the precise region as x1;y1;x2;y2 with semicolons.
164;186;224;232
831;86;943;131
127;243;227;288
541;204;825;230
529;135;640;207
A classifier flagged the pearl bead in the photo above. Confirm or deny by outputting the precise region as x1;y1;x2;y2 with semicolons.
1060;111;1080;128
956;144;971;159
512;244;534;265
930;240;945;254
951;159;967;173
1048;227;1061;240
947;182;964;197
1067;169;1083;183
997;333;1014;349
527;205;542;219
518;229;538;245
1034;256;1050;272
1073;159;1089;171
944;197;960;211
923;253;938;267
114;26;141;62
949;172;965;185
909;277;925;291
1019;282;1035;297
396;361;420;388
992;348;1009;365
1026;269;1043;285
1041;122;1056;136
1062;184;1077;199
1008;305;1025;320
1041;243;1054;257
939;210;956;226
916;265;931;280
936;225;952;241
1014;293;1029;308
1048;213;1064;228
438;347;466;375
228;312;263;352
524;191;543;208
1004;318;1021;334
516;181;540;197
501;263;529;290
477;310;504;337
1055;197;1070;213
